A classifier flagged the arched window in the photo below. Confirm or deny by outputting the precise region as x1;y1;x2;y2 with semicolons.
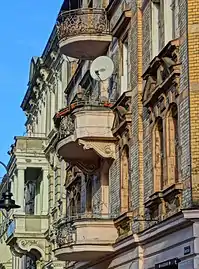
153;118;164;191
120;146;130;213
166;104;178;184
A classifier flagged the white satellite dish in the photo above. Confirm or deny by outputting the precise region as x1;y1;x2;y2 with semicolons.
90;56;114;81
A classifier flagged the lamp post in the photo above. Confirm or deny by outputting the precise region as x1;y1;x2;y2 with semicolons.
0;161;20;216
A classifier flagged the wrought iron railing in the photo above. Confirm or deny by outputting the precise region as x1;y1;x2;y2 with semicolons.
57;8;110;42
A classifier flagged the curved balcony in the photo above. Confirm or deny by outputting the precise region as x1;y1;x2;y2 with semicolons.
54;102;116;173
57;8;112;59
54;216;117;261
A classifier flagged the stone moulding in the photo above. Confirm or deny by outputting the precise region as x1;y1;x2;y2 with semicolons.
142;38;180;108
111;91;132;139
144;183;183;223
114;211;134;241
9;238;46;261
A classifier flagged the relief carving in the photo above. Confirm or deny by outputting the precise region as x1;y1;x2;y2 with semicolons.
78;139;116;159
59;116;75;139
142;39;180;108
112;91;132;137
56;223;75;247
14;239;46;260
114;213;133;239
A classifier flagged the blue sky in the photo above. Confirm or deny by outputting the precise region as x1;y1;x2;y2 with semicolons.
0;0;63;179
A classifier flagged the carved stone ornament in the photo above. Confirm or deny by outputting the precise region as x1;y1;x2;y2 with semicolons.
111;91;132;137
74;159;99;174
78;139;115;159
114;212;133;240
56;222;75;247
142;39;180;108
59;116;75;139
11;238;46;260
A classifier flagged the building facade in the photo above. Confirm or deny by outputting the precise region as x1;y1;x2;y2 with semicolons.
0;0;199;269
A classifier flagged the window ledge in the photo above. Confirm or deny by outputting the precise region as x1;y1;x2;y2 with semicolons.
162;183;183;198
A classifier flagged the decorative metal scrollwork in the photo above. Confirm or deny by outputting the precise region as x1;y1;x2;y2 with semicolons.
57;8;110;41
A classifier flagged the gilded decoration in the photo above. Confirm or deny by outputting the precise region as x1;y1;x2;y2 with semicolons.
57;8;110;42
142;39;180;112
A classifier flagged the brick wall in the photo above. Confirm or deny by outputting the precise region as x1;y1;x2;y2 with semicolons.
109;145;120;217
187;0;199;205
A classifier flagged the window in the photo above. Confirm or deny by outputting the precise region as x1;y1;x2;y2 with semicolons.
163;0;173;44
151;0;178;58
171;0;179;39
121;38;129;94
86;176;92;213
24;181;36;215
88;0;93;8
120;146;130;213
153;118;164;191
151;0;161;57
166;104;178;185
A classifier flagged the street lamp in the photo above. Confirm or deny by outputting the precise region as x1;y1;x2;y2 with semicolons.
0;161;20;215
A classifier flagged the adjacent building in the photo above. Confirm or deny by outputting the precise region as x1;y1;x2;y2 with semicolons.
0;0;199;269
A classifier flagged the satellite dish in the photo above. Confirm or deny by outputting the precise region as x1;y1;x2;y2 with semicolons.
90;56;114;81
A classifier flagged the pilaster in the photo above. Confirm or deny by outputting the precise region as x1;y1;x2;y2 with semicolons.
41;169;49;215
16;168;25;213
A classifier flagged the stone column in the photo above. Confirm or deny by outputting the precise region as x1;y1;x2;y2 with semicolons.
100;160;109;215
16;168;25;213
41;169;49;215
41;99;46;135
10;176;14;195
82;0;87;7
57;76;62;111
50;88;55;131
46;88;50;134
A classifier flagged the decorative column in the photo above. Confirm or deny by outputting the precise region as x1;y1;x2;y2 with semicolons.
13;173;18;206
82;0;87;7
50;87;55;131
41;95;46;135
57;73;63;111
38;102;42;135
16;168;25;213
100;160;109;215
41;169;49;215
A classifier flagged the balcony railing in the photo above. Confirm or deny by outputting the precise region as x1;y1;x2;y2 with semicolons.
55;213;115;247
57;8;110;42
54;213;117;261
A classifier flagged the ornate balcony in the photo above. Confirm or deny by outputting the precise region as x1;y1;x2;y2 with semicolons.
54;216;117;261
6;214;48;261
57;8;112;59
54;102;116;173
